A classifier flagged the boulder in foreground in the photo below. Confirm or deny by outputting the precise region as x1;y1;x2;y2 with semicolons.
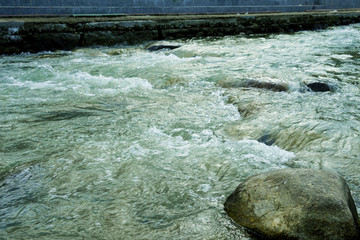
224;169;360;240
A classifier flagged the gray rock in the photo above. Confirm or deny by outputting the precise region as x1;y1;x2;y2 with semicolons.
219;78;288;92
224;169;360;240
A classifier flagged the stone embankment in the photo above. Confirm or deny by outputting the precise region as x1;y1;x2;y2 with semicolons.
1;10;360;54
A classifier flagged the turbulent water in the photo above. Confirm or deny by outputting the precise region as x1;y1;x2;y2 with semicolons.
1;24;359;239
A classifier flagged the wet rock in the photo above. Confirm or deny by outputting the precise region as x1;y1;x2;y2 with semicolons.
146;45;181;51
258;132;276;146
236;104;259;119
219;78;288;92
245;79;288;92
224;169;360;240
305;82;332;92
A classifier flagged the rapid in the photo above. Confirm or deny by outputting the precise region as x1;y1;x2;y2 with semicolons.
0;23;359;239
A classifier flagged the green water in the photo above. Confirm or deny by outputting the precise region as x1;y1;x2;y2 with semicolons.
0;24;359;239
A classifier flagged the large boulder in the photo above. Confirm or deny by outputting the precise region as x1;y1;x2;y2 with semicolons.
224;169;360;240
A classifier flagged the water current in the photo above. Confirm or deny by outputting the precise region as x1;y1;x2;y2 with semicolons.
1;23;360;239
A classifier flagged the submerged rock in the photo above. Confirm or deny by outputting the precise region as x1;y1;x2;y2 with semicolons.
219;78;288;92
224;169;360;240
305;82;332;92
245;79;288;92
146;45;181;51
258;132;276;146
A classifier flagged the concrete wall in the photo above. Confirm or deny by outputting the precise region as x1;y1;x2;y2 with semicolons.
1;11;360;54
0;0;359;15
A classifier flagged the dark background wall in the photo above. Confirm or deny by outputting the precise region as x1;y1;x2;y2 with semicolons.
1;0;359;15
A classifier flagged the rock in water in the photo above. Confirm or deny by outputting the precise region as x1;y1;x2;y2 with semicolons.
146;45;180;51
218;78;288;92
245;79;288;92
224;169;360;240
305;82;332;92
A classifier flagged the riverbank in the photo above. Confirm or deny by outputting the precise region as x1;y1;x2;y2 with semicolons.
1;10;360;54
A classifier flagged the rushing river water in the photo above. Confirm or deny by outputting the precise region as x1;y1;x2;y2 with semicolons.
1;23;360;239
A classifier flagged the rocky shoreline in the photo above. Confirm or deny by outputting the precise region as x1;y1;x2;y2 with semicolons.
1;10;360;54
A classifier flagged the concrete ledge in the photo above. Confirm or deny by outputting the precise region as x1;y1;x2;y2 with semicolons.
0;5;326;15
1;10;360;54
1;0;359;15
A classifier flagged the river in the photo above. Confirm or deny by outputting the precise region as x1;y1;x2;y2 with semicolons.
0;23;359;239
